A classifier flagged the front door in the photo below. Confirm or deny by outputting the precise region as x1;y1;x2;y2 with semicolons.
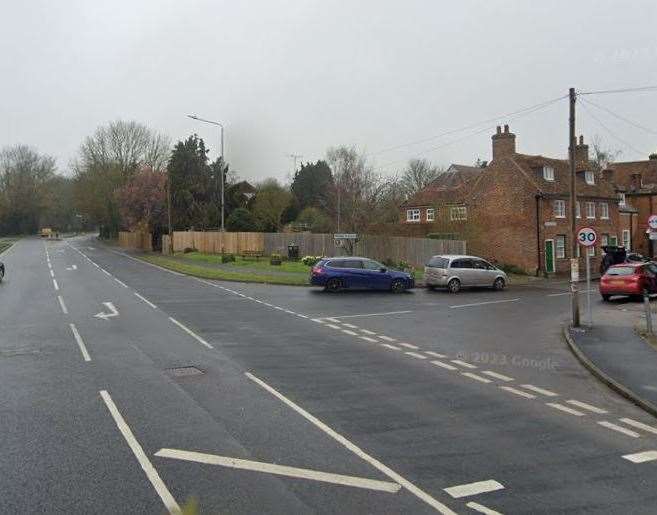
545;239;555;274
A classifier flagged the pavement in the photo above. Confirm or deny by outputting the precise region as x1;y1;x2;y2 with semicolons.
3;236;657;513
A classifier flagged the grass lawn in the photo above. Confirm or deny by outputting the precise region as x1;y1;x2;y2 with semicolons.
179;251;312;273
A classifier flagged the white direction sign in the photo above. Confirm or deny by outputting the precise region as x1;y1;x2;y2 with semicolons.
649;215;657;230
577;227;597;247
94;302;119;320
333;233;358;240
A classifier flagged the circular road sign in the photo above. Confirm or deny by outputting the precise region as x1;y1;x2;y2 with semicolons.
577;227;597;247
649;215;657;230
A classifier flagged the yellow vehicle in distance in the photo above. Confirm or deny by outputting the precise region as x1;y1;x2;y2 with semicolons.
40;228;53;238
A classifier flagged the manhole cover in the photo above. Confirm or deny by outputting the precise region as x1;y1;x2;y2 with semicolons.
167;366;204;377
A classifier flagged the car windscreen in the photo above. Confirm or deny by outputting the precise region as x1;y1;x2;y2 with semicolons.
606;266;637;276
427;257;449;268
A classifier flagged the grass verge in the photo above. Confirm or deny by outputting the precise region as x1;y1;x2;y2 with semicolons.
139;254;310;286
180;251;312;273
0;238;17;255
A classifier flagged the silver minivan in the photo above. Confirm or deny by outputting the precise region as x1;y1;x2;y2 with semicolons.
424;254;507;293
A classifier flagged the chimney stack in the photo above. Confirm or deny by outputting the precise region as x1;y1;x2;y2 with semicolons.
492;125;516;161
574;134;589;171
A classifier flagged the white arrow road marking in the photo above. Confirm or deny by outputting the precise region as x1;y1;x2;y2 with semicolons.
66;265;78;271
155;448;401;493
623;450;657;463
94;302;119;320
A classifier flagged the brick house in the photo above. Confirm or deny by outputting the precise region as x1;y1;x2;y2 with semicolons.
402;125;622;275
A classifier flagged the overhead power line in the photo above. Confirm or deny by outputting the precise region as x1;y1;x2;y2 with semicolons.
579;97;657;136
578;85;657;96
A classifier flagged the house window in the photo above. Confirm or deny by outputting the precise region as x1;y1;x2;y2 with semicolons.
576;201;581;218
599;203;609;219
585;171;595;185
586;201;596;219
588;245;595;257
553;200;566;218
601;234;609;247
406;209;420;222
555;235;566;259
619;192;626;206
543;166;555;181
450;206;467;221
609;235;618;246
623;229;631;250
426;208;435;222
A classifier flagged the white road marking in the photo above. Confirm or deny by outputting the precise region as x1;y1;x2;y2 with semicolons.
50;269;54;278
245;372;457;514
332;311;413;319
342;330;358;336
114;277;128;288
100;391;180;514
520;385;558;397
134;292;157;309
296;314;308;319
466;501;503;515
431;360;458;371
360;329;377;335
381;343;401;351
324;318;340;323
342;323;359;329
53;279;59;291
57;295;68;315
102;268;111;276
449;299;519;309
451;360;477;369
566;400;608;414
500;386;536;399
405;352;427;360
326;324;342;330
444;479;504;499
108;249;186;276
155;448;401;493
424;350;446;358
312;318;325;324
482;371;514;382
598;421;640;437
379;335;397;342
94;302;119;320
622;450;657;463
546;403;585;416
69;323;91;362
359;336;379;343
461;372;492;384
619;418;657;435
399;343;420;350
168;317;213;349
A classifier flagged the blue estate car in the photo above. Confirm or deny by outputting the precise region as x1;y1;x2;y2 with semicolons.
310;257;414;293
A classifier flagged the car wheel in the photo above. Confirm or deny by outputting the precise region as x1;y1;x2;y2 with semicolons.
601;294;611;301
493;277;505;291
391;279;406;293
447;278;461;293
325;278;343;293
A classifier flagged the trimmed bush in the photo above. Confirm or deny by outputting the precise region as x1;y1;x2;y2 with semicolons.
221;253;236;263
301;255;322;266
270;253;282;266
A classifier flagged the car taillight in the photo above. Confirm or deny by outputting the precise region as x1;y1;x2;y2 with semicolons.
312;266;324;275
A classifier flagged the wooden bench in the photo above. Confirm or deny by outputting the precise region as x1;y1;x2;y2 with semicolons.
240;250;264;260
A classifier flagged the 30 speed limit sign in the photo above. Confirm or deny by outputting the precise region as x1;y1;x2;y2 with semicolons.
577;227;597;247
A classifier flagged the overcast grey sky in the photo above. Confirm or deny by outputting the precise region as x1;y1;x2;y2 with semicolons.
1;0;656;182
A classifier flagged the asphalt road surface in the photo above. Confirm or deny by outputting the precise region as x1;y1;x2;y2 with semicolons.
2;236;657;514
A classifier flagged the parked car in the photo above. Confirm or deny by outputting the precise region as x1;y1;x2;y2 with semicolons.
600;262;657;301
424;254;507;293
310;257;414;293
0;261;4;282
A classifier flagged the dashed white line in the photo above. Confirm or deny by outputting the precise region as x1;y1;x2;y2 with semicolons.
114;277;128;288
598;421;640;437
481;371;514;382
296;314;309;319
360;329;377;335
405;352;427;360
398;343;418;350
326;324;342;330
431;360;458;371
342;330;358;336
461;372;492;384
324;318;340;323
69;323;91;362
449;299;519;309
623;450;657;463
380;343;401;351
546;403;585;416
168;317;213;349
378;335;397;342
466;501;503;515
134;292;157;309
342;323;359;329
57;295;68;315
566;400;608;414
359;336;379;343
500;386;536;399
619;418;657;435
245;372;457;514
520;384;558;397
444;479;504;499
100;391;180;514
312;318;325;324
52;279;59;291
424;350;446;358
451;360;477;369
332;310;413;319
50;269;54;278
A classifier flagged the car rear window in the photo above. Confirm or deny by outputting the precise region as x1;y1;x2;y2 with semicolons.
606;266;637;276
427;257;448;268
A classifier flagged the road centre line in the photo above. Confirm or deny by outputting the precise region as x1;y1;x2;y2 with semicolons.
466;501;503;515
481;371;514;382
168;317;213;349
622;450;657;463
400;343;420;350
450;360;477;369
326;324;342;330
381;343;402;351
431;360;458;371
360;329;377;335
444;479;504;499
57;295;68;314
598;421;640;438
461;372;492;384
520;384;558;397
379;335;397;342
245;372;457;514
619;418;657;435
342;323;359;329
405;352;427;360
155;448;401;493
50;269;54;277
342;330;358;336
499;386;536;399
99;391;180;514
566;400;608;414
53;279;59;291
546;403;585;417
331;311;413;319
134;292;157;309
69;323;91;362
450;299;520;309
359;336;379;343
424;350;445;357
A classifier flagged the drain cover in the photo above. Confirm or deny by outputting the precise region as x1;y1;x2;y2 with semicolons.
167;366;204;377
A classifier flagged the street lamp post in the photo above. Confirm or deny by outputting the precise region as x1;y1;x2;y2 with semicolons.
187;114;225;231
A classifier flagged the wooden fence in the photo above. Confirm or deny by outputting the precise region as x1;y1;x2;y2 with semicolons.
118;231;152;251
164;231;465;267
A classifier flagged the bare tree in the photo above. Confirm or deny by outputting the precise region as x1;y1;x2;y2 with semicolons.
590;135;622;172
398;158;443;199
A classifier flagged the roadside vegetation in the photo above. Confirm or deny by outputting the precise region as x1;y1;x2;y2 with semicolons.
0;237;17;255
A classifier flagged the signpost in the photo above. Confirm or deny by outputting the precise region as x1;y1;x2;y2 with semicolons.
577;227;597;327
648;215;657;230
334;233;358;255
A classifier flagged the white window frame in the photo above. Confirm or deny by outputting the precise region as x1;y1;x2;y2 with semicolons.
543;166;555;181
585;171;595;185
450;206;467;221
619;192;626;206
576;201;581;219
601;234;609;247
406;208;420;222
599;202;609;219
553;199;566;218
555;235;566;259
586;201;596;219
623;229;631;250
426;208;435;222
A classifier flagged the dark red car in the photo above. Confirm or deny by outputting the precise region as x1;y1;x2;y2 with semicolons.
599;262;657;301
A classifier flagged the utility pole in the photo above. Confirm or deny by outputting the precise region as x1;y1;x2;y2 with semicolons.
288;153;302;180
167;169;173;254
569;87;580;327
